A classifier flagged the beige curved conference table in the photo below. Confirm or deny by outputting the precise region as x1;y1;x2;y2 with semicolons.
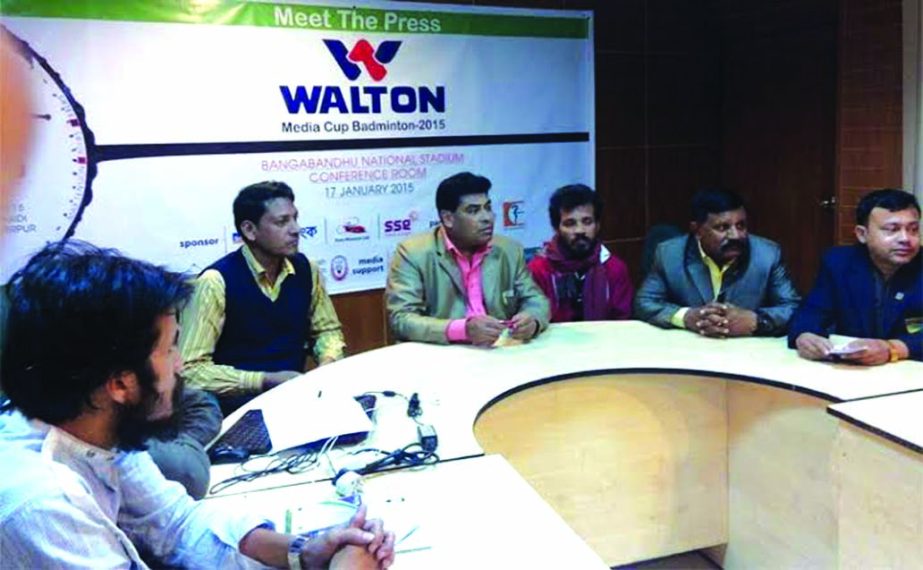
211;321;923;568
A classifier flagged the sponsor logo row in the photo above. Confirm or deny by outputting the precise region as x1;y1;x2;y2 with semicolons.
179;200;526;252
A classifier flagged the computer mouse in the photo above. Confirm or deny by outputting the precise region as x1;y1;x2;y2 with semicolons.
208;444;251;464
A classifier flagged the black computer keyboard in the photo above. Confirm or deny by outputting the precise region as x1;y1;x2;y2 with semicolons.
210;409;272;456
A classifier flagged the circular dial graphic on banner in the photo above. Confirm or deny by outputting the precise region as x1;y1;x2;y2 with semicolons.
1;27;95;282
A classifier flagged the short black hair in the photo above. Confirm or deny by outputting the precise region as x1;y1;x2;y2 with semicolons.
855;188;921;225
1;241;192;424
691;187;745;224
548;184;602;228
233;181;295;235
435;172;491;213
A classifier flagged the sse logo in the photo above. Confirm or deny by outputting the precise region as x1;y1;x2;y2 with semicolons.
279;39;446;115
384;219;411;233
503;201;525;228
383;211;418;236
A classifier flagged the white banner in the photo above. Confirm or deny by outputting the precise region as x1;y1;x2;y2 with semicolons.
1;0;594;292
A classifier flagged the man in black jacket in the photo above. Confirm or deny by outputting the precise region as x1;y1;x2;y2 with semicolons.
789;189;921;364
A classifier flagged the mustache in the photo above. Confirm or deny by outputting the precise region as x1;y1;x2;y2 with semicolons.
564;236;597;258
720;239;747;251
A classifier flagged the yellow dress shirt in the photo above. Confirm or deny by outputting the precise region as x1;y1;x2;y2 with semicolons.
180;245;346;395
671;240;735;328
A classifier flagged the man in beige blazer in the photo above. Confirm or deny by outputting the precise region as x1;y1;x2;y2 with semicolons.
386;172;550;345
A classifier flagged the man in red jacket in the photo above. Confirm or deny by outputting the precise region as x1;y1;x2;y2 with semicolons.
528;184;633;322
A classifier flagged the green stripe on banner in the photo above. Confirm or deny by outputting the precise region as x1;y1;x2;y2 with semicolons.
0;1;589;39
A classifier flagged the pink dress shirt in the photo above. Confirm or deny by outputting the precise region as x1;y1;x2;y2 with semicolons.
443;232;492;342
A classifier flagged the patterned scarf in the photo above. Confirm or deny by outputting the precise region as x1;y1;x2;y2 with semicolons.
544;236;610;321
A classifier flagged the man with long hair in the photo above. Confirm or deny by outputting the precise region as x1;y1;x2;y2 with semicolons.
0;241;393;569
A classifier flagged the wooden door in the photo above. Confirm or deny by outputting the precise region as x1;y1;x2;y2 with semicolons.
716;0;839;294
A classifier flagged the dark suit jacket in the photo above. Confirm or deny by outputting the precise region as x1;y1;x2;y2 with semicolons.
787;246;923;361
633;234;801;335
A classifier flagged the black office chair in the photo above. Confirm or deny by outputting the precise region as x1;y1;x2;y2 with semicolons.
640;224;683;278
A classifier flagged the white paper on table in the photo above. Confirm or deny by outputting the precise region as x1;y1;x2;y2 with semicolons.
260;393;373;453
829;334;862;355
366;492;432;554
287;498;357;535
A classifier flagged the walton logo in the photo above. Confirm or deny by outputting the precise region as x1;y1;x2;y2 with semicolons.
324;39;401;82
279;38;445;115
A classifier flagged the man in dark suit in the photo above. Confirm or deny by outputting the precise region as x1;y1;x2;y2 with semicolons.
634;187;800;337
789;189;921;364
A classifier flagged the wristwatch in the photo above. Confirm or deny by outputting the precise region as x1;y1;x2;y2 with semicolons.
887;341;901;363
755;312;772;336
288;535;308;570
